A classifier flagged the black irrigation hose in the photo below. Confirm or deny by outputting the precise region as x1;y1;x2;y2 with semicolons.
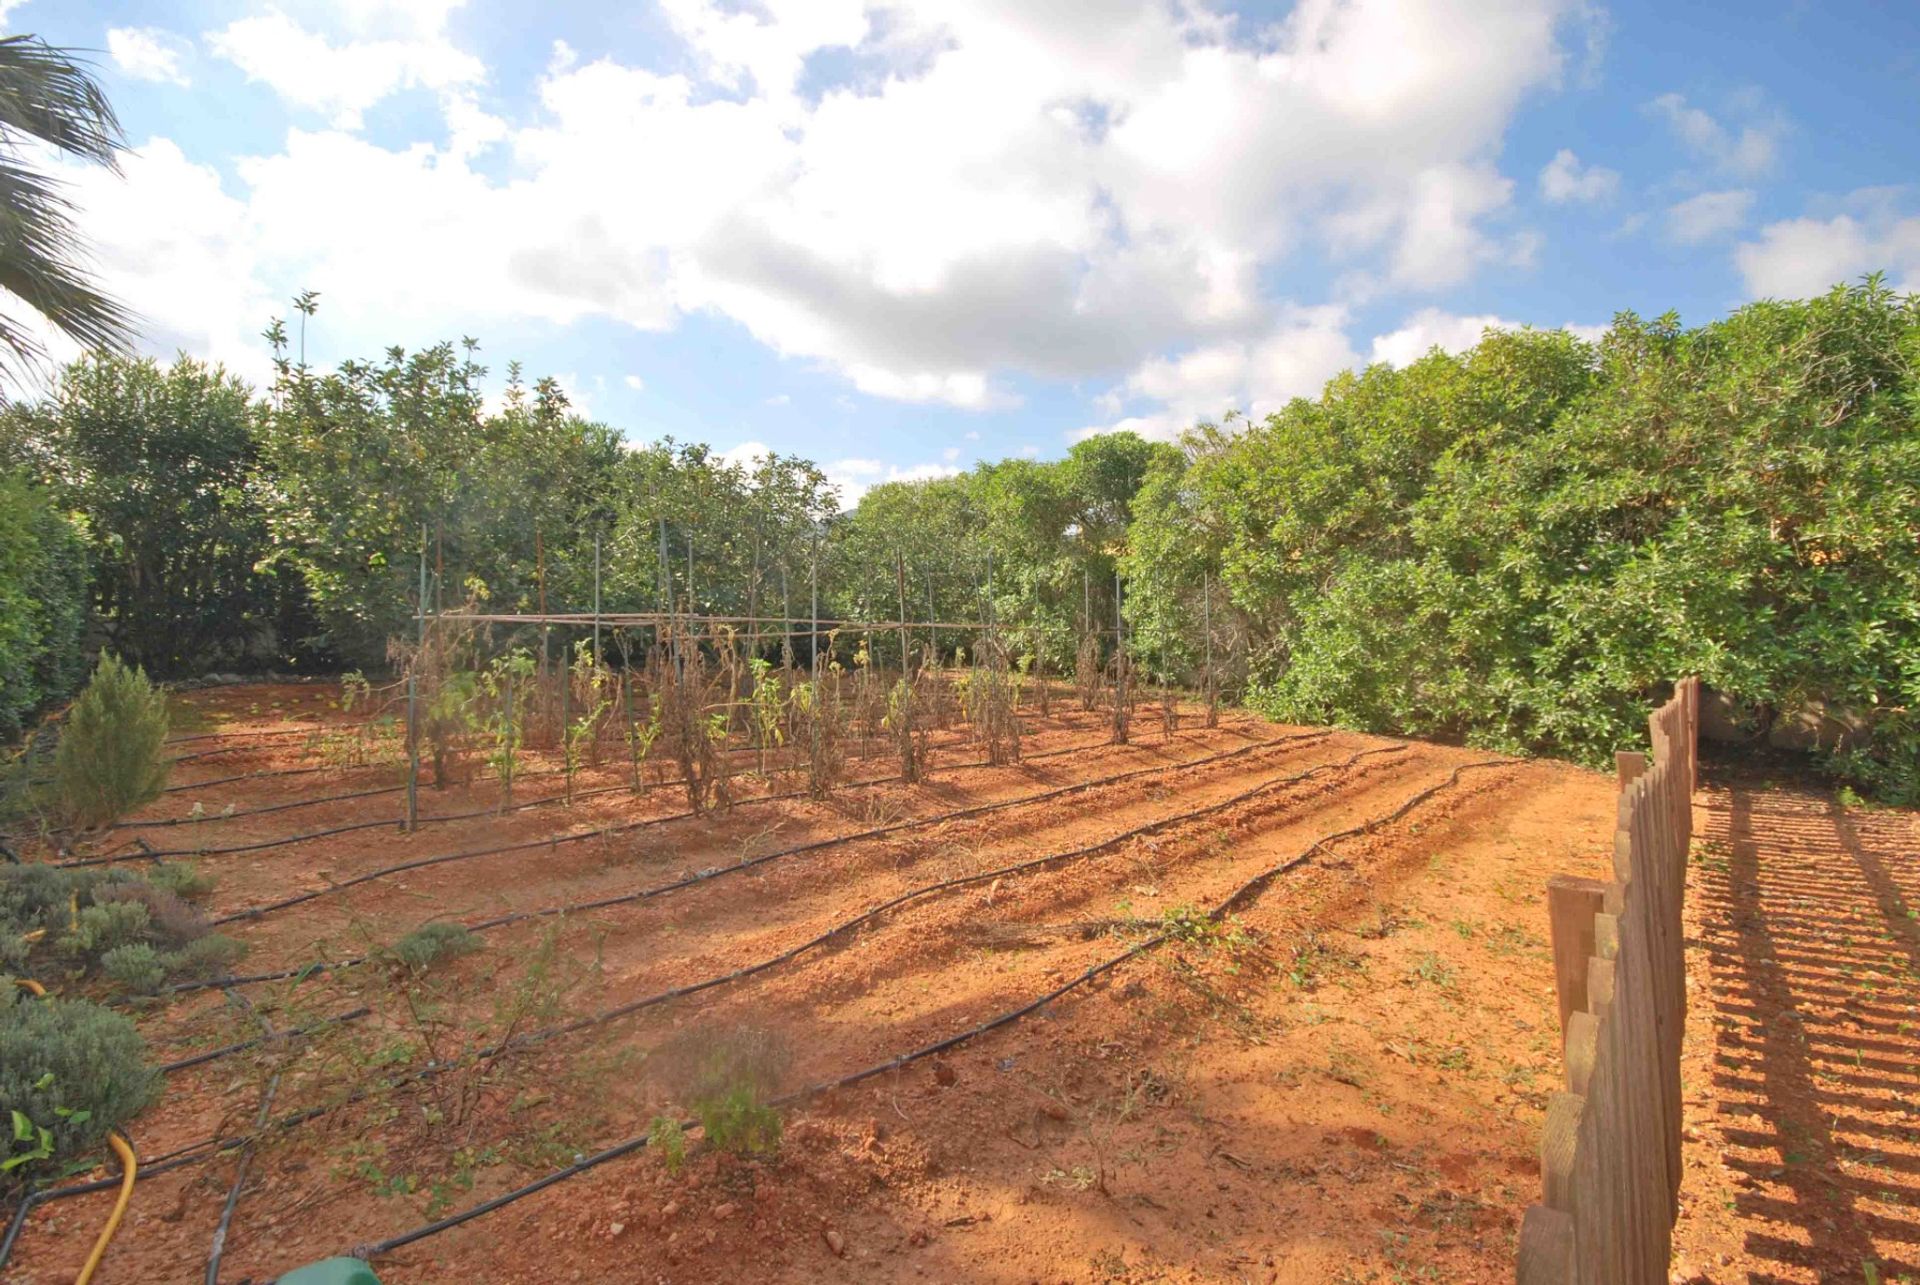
206;1040;281;1284
319;756;1515;1270
157;730;1303;996
408;744;1407;1061
45;736;1375;1226
206;731;1322;928
158;1007;373;1076
69;710;1141;861
165;724;376;747
2;746;1500;1261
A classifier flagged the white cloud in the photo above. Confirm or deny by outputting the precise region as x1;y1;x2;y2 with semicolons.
623;374;645;391
50;0;1588;417
207;7;483;129
1648;92;1780;179
1538;148;1617;203
1561;321;1609;345
0;1;26;32
1665;189;1753;244
941;446;960;462
1369;307;1514;367
825;456;962;508
764;393;790;406
1734;200;1920;299
44;137;276;384
1085;304;1360;440
719;440;773;471
108;27;193;86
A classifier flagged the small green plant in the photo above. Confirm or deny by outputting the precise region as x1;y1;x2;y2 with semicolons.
0;991;158;1187
144;861;215;901
650;1113;686;1174
389;921;482;972
166;933;247;978
99;943;166;994
696;1084;783;1157
52;654;170;828
1411;952;1456;989
1157;903;1252;954
746;658;785;773
656;1025;788;1159
62;900;151;955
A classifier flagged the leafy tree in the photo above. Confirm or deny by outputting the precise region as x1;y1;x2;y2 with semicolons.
0;469;85;737
1;353;279;674
0;36;133;380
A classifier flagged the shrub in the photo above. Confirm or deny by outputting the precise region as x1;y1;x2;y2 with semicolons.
696;1084;782;1157
99;943;166;994
61;900;150;956
0;864;85;936
0;472;88;742
92;882;208;948
649;1114;686;1175
0;991;158;1187
390;921;481;972
52;654;171;828
166;934;247;978
654;1025;788;1159
144;861;215;901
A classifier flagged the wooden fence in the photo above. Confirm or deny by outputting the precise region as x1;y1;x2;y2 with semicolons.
1517;677;1700;1284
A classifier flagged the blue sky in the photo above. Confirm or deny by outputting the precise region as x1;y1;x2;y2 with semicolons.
7;0;1919;503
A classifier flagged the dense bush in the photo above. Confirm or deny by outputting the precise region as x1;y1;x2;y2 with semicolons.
0;471;87;740
1126;280;1920;802
52;653;170;827
389;920;481;972
0;989;158;1186
0;862;239;990
0;354;283;675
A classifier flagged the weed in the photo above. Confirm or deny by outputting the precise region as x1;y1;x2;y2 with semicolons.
651;1114;687;1174
1410;953;1456;989
389;921;482;972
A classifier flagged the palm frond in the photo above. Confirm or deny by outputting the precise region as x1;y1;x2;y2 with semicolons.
0;35;123;169
0;36;134;381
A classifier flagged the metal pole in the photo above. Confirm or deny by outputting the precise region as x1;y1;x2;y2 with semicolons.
591;532;602;666
406;526;426;830
810;533;822;776
895;552;912;676
1203;571;1217;727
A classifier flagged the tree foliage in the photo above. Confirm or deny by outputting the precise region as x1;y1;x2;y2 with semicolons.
3;280;1914;804
1126;280;1920;801
0;468;85;738
0;35;134;379
1;353;280;674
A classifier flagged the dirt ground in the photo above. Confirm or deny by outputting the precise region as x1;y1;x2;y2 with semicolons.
8;683;1913;1283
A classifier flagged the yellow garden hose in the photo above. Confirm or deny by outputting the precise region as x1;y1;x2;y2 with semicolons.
12;978;138;1285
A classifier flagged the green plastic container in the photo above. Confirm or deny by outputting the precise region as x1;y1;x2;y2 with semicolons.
277;1258;382;1285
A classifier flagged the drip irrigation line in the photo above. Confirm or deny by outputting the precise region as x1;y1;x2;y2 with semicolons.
3;745;1497;1260
67;708;1131;857
165;726;361;748
159;729;1317;996
83;736;1376;1212
205;731;1324;928
311;755;1515;1272
206;1034;281;1284
114;707;1065;831
158;1006;372;1075
165;763;340;794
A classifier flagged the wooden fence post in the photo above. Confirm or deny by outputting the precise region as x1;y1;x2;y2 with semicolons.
1547;874;1609;1039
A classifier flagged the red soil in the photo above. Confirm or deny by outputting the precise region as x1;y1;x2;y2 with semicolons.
24;682;1909;1283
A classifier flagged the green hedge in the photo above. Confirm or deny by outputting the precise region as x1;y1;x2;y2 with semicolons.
0;471;88;740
